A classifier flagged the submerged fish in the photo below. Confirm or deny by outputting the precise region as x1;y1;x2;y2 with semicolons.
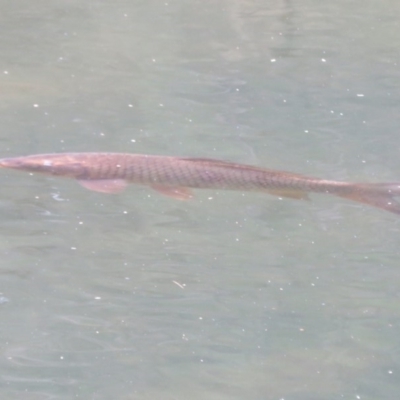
0;152;400;214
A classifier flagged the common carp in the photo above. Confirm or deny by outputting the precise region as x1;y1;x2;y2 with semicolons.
0;152;400;214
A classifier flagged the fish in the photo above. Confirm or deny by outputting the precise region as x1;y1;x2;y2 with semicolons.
0;152;400;215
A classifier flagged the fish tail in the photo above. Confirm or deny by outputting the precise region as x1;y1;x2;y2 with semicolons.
336;183;400;215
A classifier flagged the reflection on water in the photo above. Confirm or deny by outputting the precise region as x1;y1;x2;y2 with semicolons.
0;0;400;399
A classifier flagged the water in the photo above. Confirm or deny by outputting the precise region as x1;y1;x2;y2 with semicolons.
0;1;400;399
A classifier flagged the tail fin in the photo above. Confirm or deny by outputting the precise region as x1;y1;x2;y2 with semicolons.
336;183;400;215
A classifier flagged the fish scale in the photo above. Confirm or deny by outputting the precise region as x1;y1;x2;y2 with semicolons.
0;152;400;215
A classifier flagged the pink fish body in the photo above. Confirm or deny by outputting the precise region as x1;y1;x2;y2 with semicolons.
1;152;399;214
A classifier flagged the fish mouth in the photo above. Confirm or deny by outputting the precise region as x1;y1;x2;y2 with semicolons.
0;156;55;173
0;158;24;169
0;155;85;178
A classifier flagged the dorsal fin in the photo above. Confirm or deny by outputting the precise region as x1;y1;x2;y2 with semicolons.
179;157;310;178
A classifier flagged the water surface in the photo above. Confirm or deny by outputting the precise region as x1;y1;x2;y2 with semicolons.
0;1;400;399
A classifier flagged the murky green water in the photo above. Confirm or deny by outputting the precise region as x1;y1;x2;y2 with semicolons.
0;1;400;399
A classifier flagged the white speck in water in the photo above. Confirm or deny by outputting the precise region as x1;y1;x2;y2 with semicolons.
94;297;101;300
270;58;276;62
51;193;66;202
128;104;133;107
173;281;186;289
33;104;39;108
4;70;8;74
356;94;364;97
321;58;326;62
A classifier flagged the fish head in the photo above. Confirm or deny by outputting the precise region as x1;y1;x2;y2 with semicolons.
0;153;86;178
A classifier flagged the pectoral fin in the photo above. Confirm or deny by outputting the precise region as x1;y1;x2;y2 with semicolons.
78;179;128;193
267;189;310;200
151;185;194;200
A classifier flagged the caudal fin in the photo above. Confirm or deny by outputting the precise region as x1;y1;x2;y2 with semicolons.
336;183;400;215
